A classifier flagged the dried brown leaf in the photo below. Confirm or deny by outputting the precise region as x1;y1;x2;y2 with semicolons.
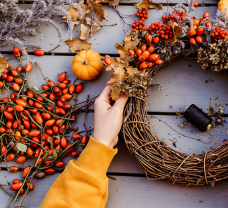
135;0;162;10
47;137;54;148
87;0;108;22
0;57;7;76
126;66;140;76
54;135;61;140
95;0;120;6
65;37;92;52
116;35;139;65
73;0;91;21
80;24;91;40
107;66;125;101
62;6;81;27
80;19;101;39
166;21;183;43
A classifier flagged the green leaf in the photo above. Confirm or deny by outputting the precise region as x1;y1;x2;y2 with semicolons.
53;149;62;158
44;155;54;161
53;150;58;158
43;152;49;159
16;143;27;152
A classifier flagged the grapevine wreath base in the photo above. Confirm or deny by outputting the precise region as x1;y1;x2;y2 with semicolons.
104;1;228;187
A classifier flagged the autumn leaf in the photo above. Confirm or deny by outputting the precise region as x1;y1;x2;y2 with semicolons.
62;6;81;27
106;58;125;101
47;137;54;148
0;57;7;76
135;0;162;10
126;66;140;77
95;0;120;6
65;37;92;52
116;35;139;65
80;18;102;40
101;57;121;71
80;24;91;40
73;0;91;21
106;60;140;101
63;0;90;27
166;21;183;43
87;0;108;22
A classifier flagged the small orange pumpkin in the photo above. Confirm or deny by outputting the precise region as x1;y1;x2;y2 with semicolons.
218;0;228;16
72;50;104;81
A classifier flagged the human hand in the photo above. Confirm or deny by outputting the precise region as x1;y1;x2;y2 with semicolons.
93;86;128;148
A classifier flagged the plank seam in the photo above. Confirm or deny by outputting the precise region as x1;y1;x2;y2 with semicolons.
17;1;218;6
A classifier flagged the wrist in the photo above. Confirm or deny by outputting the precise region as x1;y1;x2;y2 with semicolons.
92;134;113;148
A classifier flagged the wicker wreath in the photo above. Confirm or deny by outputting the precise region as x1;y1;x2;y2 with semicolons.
104;2;228;187
122;62;228;188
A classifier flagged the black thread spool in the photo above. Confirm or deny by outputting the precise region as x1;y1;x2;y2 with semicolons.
184;104;213;132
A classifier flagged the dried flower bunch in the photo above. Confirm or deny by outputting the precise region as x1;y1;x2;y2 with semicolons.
0;0;74;61
198;37;228;72
103;0;228;187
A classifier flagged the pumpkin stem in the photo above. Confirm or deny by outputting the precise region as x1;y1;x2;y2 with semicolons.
82;60;88;66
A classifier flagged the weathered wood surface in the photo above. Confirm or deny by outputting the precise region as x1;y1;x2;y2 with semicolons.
1;112;227;172
1;1;228;208
0;5;217;54
1;171;228;208
2;55;227;114
22;0;220;4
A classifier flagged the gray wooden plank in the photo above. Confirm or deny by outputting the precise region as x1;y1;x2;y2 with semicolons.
3;55;228;114
122;0;218;3
147;58;228;114
0;6;218;54
107;176;228;208
1;113;228;173
21;0;219;4
1;171;228;208
149;115;228;155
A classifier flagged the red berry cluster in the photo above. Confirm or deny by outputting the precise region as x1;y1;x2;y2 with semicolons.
145;21;173;40
211;27;228;39
162;11;186;23
131;6;149;33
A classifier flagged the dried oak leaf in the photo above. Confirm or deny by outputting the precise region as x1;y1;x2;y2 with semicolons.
0;57;8;76
73;0;91;21
135;0;162;10
65;37;92;52
106;58;125;101
166;21;182;43
87;0;108;22
95;0;120;6
106;57;121;71
116;35;139;65
80;24;91;40
80;18;101;40
126;66;140;76
62;6;81;27
47;137;54;148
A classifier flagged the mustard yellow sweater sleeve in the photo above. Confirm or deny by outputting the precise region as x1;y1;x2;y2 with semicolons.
39;136;118;208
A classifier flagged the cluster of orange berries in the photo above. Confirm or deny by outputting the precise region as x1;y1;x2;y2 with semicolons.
145;22;173;40
128;42;163;70
211;27;228;39
187;11;223;44
162;11;186;23
131;6;149;33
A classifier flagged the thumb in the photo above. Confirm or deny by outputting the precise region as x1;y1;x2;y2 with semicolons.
113;94;128;112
